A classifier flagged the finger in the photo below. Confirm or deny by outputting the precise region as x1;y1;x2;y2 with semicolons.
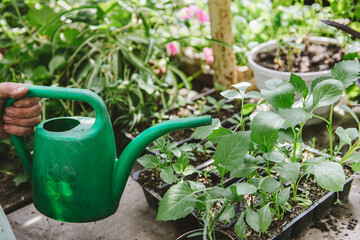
0;82;28;99
13;97;41;108
3;115;41;127
3;124;34;137
5;102;42;118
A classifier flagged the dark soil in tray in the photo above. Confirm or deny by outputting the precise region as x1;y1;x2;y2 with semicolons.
254;41;344;73
136;150;215;197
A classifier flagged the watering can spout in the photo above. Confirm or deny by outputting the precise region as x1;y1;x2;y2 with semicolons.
112;115;212;205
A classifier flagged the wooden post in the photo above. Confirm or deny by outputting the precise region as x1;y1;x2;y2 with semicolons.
208;0;237;88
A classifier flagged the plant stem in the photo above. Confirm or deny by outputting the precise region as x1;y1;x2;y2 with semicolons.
339;138;360;164
233;99;245;132
328;105;334;161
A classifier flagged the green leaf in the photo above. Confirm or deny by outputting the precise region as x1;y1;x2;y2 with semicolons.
207;186;225;198
314;161;345;191
234;213;247;239
302;157;326;175
335;126;352;145
273;162;300;184
215;132;250;171
26;6;56;28
157;182;197;221
277;187;291;204
183;165;197;176
31;65;50;81
342;105;360;128
250;112;284;152
160;166;175;184
277;108;310;128
242;103;257;115
13;173;28;187
265;78;284;89
220;89;242;99
263;151;285;163
188;181;206;191
231;182;257;196
258;203;272;232
290;73;308;98
232;82;252;95
310;76;333;92
352;161;360;172
219;205;236;221
137;154;160;169
331;60;360;89
231;163;259;178
49;55;66;73
261;82;295;109
260;177;280;192
278;129;296;144
244;91;262;99
344;151;360;164
206;127;233;144
246;207;260;232
191;119;221;140
312;79;344;109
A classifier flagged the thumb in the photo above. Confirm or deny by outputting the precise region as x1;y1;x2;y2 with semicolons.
0;82;28;100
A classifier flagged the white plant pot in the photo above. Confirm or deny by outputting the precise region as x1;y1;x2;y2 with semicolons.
248;37;342;125
248;36;340;89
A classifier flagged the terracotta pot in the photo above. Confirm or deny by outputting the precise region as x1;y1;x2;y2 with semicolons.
176;229;234;240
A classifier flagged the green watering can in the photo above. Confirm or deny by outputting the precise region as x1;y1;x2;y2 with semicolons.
5;85;212;223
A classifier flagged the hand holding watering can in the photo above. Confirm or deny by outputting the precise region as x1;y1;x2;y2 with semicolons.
0;82;42;139
3;84;212;222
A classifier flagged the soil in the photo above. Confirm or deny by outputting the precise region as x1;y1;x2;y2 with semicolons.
253;41;344;73
0;157;32;214
309;209;359;237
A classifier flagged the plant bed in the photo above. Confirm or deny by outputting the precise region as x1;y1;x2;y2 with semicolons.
212;176;353;240
149;61;360;240
132;157;228;210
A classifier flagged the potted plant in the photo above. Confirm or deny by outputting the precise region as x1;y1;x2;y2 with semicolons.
247;34;346;125
154;60;360;239
247;36;344;90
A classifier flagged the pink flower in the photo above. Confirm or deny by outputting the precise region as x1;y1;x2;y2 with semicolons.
194;8;210;24
168;42;179;56
181;7;193;20
180;5;210;24
203;47;213;64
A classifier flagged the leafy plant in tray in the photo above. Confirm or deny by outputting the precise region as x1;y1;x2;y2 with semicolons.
155;60;360;239
137;137;197;185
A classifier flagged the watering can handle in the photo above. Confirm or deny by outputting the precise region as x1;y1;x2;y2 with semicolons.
4;85;110;181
